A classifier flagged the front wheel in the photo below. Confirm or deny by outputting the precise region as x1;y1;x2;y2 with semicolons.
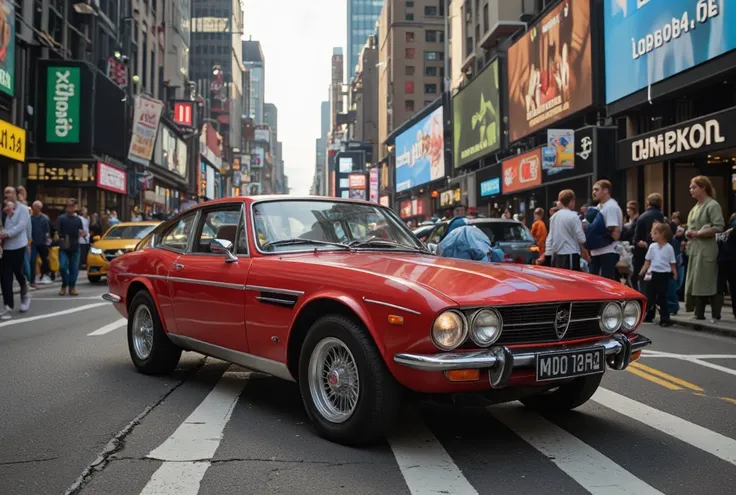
298;315;403;445
127;290;182;375
520;373;603;411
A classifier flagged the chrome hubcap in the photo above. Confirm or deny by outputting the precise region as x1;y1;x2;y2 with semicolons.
132;305;154;360
308;337;360;423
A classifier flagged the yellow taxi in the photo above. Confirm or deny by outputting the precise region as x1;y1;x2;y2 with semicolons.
87;221;161;283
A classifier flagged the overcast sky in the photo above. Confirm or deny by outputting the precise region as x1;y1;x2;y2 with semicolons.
243;0;347;195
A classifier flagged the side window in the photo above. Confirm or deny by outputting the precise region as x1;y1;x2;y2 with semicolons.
237;213;249;255
193;207;243;253
159;212;198;251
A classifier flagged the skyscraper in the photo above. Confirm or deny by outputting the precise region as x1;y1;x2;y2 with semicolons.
347;0;384;80
243;40;266;125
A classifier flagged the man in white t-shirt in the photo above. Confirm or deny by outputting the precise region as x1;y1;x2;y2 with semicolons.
589;180;623;280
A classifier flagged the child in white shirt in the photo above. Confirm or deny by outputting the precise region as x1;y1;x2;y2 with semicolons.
639;221;678;326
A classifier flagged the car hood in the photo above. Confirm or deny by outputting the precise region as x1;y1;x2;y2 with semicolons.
293;252;637;306
91;239;139;251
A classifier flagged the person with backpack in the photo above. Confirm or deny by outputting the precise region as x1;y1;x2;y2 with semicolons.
586;180;623;280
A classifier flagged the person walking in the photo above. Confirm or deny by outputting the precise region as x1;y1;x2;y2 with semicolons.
639;222;677;326
588;180;624;280
30;201;52;286
685;175;725;321
56;198;84;296
0;188;32;318
538;190;590;270
632;193;665;293
530;207;548;260
78;206;90;270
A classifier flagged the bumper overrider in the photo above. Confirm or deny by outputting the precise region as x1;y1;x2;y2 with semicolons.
394;333;652;388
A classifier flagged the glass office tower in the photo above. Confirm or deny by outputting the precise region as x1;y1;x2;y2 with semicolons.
347;0;384;80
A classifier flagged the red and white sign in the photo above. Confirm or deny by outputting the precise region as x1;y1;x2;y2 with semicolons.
128;95;164;166
173;102;194;127
348;173;366;189
96;161;127;194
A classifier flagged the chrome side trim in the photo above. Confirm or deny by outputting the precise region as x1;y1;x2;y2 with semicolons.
245;285;304;296
363;298;421;315
393;334;652;372
119;272;168;281
256;296;297;307
169;276;245;291
166;334;295;381
102;293;121;303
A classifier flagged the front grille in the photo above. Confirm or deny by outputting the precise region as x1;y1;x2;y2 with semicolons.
104;249;130;261
492;302;604;345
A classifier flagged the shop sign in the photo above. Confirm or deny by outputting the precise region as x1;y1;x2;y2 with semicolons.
0;0;16;97
395;106;445;191
0;119;25;161
506;0;593;142
27;161;95;183
440;188;462;207
254;127;270;143
96;161;127;194
480;178;500;197
128;95;164;166
46;66;81;143
369;167;379;203
452;59;501;167
400;200;412;218
604;0;734;104
348;173;366;189
173;101;194;127
617;106;736;169
502;148;542;194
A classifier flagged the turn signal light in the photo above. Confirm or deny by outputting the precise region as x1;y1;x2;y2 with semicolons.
388;315;404;325
631;351;642;363
444;369;480;382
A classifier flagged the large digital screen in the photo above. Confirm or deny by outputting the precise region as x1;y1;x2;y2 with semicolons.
395;106;445;193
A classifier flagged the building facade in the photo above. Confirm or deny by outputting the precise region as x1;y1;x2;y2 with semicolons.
350;35;379;162
243;40;265;125
347;0;384;80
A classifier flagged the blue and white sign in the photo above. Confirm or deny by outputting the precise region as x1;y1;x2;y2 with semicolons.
604;0;736;104
395;106;445;193
480;178;500;198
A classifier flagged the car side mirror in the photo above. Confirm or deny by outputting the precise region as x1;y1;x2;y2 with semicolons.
93;235;100;242
210;238;238;263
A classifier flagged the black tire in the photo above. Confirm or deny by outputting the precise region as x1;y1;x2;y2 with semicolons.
88;275;102;283
520;373;603;411
127;290;182;375
298;314;403;445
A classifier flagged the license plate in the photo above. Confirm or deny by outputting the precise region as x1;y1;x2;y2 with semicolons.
535;347;605;382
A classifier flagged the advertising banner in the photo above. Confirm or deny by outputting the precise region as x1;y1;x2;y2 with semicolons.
452;59;501;168
502;148;543;194
0;119;25;162
379;196;390;207
254;128;270;143
251;146;264;168
96;161;127;194
128;95;164;165
46;66;81;144
247;183;262;195
0;0;15;96
507;0;593;142
543;129;575;175
395;106;445;192
369;167;379;203
479;178;501;198
348;173;366;189
604;0;735;104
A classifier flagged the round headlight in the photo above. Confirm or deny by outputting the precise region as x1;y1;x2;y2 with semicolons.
622;300;641;332
600;302;623;334
470;309;503;347
431;310;467;351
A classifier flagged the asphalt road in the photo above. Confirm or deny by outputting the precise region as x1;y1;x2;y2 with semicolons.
0;282;735;495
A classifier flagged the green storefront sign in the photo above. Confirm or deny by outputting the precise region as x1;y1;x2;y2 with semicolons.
46;66;81;143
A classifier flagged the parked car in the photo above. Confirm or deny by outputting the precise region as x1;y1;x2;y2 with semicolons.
103;196;651;445
87;221;161;283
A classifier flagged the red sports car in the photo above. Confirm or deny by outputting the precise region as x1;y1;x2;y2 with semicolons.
103;196;651;445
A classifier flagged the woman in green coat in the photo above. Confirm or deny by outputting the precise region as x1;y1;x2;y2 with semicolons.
685;175;725;320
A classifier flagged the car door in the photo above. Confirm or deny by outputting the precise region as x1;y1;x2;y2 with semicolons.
169;202;252;353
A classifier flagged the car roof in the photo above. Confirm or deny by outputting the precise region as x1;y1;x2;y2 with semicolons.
468;218;525;225
110;221;161;227
198;195;385;208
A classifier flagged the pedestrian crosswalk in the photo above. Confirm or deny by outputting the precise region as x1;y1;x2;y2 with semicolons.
73;356;736;495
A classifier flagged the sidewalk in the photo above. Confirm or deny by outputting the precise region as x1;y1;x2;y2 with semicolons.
670;301;736;338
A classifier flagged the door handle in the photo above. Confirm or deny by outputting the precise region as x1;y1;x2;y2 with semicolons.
173;263;184;270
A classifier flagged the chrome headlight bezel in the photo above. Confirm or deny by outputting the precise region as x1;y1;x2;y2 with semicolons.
431;310;468;351
622;300;642;332
90;247;103;255
599;302;623;334
469;308;503;347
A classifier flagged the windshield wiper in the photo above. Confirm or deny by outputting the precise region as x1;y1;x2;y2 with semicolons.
262;238;352;251
348;238;427;252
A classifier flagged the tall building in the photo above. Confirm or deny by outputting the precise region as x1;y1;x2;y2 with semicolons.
162;0;192;100
312;101;330;195
243;40;266;124
377;0;445;159
347;0;384;80
350;35;379;162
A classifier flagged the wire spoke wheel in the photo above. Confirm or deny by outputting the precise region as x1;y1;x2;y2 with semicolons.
308;337;360;423
132;305;154;360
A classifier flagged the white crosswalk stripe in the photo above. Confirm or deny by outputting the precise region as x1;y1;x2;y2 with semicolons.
87;318;127;336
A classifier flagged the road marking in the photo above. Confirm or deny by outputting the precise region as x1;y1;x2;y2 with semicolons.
0;303;109;328
490;405;663;494
140;368;247;495
31;296;103;301
682;357;736;378
629;362;704;392
720;397;736;406
87;318;127;336
640;351;736;377
387;411;478;495
626;366;683;391
594;388;736;467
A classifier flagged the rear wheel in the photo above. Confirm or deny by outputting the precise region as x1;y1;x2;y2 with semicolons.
520;374;603;411
127;291;181;375
298;314;402;445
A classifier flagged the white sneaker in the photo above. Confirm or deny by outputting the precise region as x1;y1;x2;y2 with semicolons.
0;306;11;320
20;294;30;313
40;275;52;284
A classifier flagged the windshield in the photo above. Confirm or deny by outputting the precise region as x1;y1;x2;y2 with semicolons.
474;222;535;243
103;224;157;240
252;200;424;252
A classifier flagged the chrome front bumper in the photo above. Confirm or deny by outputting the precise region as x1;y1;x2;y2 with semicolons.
394;334;652;387
102;293;122;303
